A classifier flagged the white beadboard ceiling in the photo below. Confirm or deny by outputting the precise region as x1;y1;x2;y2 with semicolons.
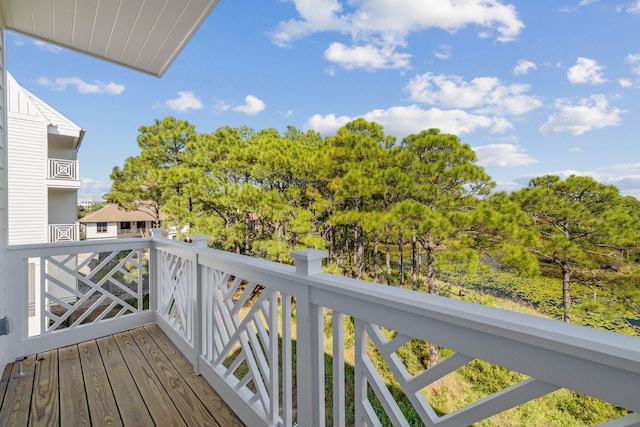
0;0;220;77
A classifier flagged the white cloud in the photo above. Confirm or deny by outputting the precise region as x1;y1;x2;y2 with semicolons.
619;78;633;87
567;57;607;84
305;105;511;139
33;40;63;53
433;45;451;60
213;99;232;113
539;95;624;135
493;180;523;193
509;165;640;198
78;178;111;200
38;76;125;95
627;53;640;74
324;42;411;70
472;144;538;168
406;73;542;116
627;1;640;14
596;163;640;197
271;0;524;70
513;59;537;75
161;91;203;112
233;95;266;115
305;113;353;135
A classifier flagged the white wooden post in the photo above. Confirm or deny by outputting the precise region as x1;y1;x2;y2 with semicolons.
291;249;327;275
291;249;327;427
149;228;163;316
191;234;209;374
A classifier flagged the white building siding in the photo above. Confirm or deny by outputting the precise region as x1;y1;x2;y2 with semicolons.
48;188;76;224
0;28;9;370
8;76;40;117
48;137;77;160
7;114;47;245
85;222;117;240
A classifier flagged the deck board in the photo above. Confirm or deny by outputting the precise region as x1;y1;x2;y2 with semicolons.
112;331;185;426
78;340;123;427
58;345;90;426
144;325;245;427
0;364;11;411
30;349;59;426
0;326;244;427
0;355;37;427
128;328;222;427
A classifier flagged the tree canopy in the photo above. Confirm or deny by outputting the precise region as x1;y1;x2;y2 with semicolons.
511;175;640;322
108;116;640;333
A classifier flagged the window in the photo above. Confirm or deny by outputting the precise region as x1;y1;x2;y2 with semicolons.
97;222;108;233
136;221;146;230
120;221;131;230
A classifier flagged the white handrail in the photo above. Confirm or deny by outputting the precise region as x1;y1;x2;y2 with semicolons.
151;233;640;427
8;232;640;426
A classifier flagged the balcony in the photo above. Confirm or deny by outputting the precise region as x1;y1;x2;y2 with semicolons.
2;230;640;426
46;158;80;189
48;223;79;243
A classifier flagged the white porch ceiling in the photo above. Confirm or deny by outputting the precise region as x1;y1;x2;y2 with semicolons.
0;0;220;77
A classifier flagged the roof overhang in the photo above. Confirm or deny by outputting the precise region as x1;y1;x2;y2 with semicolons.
0;0;220;77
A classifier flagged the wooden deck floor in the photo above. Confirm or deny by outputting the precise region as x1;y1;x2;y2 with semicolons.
0;325;244;426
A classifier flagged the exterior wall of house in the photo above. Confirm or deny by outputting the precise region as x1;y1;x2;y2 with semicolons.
48;136;77;161
7;74;82;246
0;28;9;370
7;113;48;245
85;222;118;240
48;188;77;224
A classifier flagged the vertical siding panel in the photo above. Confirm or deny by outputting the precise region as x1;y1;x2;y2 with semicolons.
0;27;10;369
7;114;48;244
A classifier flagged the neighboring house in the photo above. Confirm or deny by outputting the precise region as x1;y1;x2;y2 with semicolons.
7;72;84;245
80;203;167;240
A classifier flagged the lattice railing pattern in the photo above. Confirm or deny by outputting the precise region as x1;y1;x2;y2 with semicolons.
13;237;638;427
352;320;563;426
201;267;285;424
157;250;193;345
48;158;78;180
34;249;147;335
48;223;78;243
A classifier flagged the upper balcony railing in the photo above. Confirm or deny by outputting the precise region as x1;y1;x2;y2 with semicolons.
47;158;79;188
5;230;640;426
48;223;79;243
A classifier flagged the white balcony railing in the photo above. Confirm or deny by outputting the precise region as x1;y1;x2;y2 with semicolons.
6;230;640;426
48;223;79;242
47;158;78;180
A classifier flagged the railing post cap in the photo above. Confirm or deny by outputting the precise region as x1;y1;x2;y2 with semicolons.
291;249;328;275
291;249;328;262
191;234;210;248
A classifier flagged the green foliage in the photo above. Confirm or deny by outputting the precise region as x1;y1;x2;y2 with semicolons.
441;268;640;336
511;174;640;322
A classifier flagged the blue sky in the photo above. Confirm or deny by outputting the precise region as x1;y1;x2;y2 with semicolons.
7;0;640;200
